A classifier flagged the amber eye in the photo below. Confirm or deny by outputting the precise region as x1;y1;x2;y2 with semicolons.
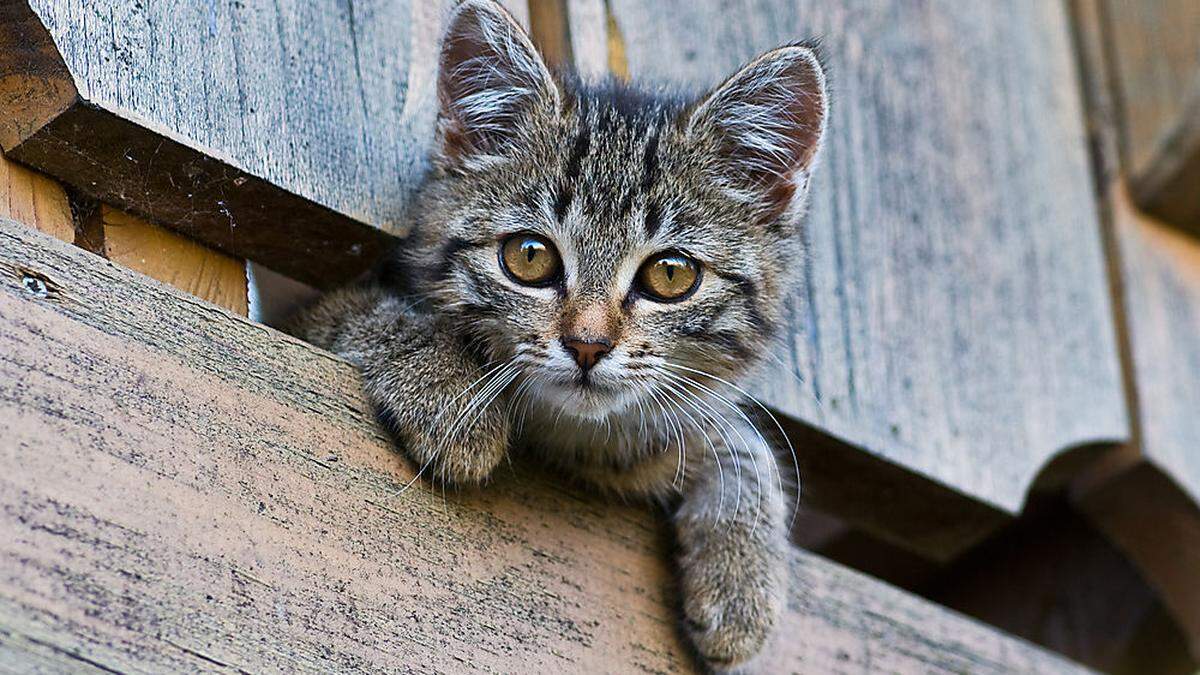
500;233;562;286
637;251;701;302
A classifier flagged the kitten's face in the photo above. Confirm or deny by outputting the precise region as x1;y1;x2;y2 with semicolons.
410;1;826;420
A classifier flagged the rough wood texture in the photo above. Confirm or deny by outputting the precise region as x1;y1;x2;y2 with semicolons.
1081;188;1200;661
0;0;526;289
101;206;248;316
0;218;1090;674
1070;0;1200;659
1101;0;1200;233
569;0;1128;522
0;151;71;243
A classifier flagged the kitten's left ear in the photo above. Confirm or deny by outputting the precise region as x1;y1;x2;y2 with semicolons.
687;44;828;214
437;0;559;166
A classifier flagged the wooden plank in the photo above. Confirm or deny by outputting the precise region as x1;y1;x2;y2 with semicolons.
0;217;1090;674
1100;0;1200;233
1070;0;1200;659
0;0;525;289
569;1;1128;527
0;151;71;243
1079;188;1200;661
101;206;248;317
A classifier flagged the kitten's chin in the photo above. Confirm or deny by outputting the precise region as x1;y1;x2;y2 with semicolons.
533;379;638;421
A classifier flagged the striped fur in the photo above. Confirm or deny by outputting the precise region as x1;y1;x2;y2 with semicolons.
285;1;827;671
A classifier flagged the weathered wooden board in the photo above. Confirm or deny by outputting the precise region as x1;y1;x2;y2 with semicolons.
0;218;1090;673
567;0;1129;520
1070;1;1200;658
1101;0;1200;233
0;0;526;288
101;205;248;316
1083;189;1200;660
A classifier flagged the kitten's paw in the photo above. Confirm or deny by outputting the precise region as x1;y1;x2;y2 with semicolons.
400;400;510;487
679;550;783;673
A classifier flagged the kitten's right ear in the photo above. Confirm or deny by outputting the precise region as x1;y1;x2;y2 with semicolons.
436;0;558;166
687;43;828;216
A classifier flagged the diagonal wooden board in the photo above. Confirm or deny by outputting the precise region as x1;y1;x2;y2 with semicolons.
0;218;1090;673
0;0;527;289
568;0;1129;522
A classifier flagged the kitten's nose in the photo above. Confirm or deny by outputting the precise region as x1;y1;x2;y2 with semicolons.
562;337;612;372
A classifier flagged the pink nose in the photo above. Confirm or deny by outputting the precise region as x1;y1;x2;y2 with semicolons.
562;338;612;372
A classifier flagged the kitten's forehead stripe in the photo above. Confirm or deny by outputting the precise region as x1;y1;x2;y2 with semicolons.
644;202;662;239
565;128;591;181
640;129;661;195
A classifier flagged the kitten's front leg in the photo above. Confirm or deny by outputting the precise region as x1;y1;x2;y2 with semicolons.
676;415;789;673
285;285;510;485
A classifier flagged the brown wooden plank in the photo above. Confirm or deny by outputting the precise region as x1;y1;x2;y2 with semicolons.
0;217;1090;674
101;205;248;316
0;0;526;289
0;151;71;243
1100;0;1200;233
567;0;1128;540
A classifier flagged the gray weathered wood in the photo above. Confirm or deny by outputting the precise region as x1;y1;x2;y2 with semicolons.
0;218;1090;673
568;0;1129;520
0;0;526;288
1070;1;1200;658
1100;0;1200;233
1088;191;1200;660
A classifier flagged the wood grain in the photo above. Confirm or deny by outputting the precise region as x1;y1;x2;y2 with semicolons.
0;0;527;288
1070;1;1200;658
101;206;248;316
0;217;1091;674
0;150;71;243
570;0;1128;522
1100;0;1200;233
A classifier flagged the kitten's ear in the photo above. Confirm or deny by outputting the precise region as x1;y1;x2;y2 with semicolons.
437;0;559;165
687;44;828;214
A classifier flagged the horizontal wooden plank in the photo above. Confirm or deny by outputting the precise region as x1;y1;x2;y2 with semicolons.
0;217;1088;673
0;0;526;288
1101;0;1200;234
570;0;1129;523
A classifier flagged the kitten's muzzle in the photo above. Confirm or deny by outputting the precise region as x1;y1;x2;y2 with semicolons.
561;337;612;372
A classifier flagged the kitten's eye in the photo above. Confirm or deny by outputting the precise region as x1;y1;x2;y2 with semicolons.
637;251;701;302
500;233;562;286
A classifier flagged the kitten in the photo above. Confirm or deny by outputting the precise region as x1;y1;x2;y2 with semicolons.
285;0;827;670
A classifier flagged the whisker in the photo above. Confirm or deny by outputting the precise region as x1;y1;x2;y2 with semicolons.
662;361;803;531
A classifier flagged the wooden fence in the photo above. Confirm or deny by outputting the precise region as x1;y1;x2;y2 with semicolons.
0;0;1197;672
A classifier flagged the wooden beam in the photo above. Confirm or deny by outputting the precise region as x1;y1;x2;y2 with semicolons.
1070;0;1200;659
566;0;1129;556
0;0;527;289
100;206;248;316
0;217;1089;673
0;151;72;243
1099;0;1200;235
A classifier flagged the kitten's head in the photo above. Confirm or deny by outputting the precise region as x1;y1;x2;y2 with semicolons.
407;0;827;420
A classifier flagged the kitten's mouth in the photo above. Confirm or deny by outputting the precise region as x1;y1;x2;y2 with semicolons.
535;373;628;418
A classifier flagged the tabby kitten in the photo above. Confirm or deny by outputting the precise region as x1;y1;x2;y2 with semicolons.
286;1;827;670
